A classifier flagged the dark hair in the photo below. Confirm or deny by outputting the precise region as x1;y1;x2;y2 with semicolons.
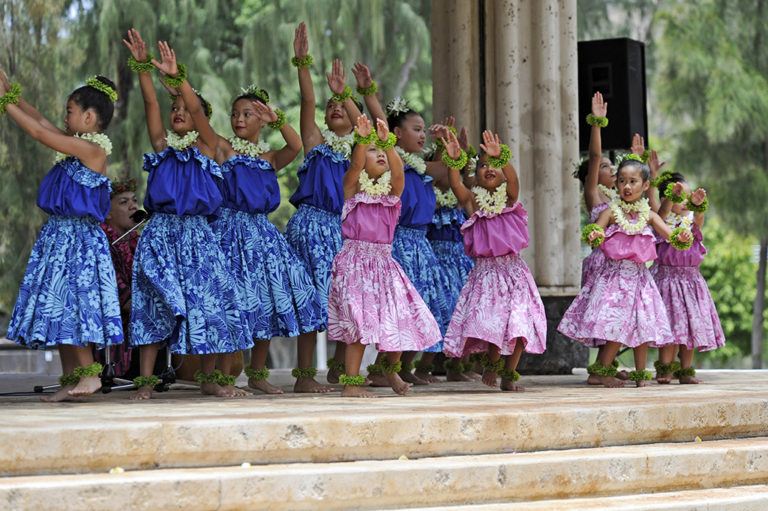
574;158;590;184
657;171;686;197
617;159;650;182
68;75;116;129
386;109;422;131
325;97;364;113
173;91;212;118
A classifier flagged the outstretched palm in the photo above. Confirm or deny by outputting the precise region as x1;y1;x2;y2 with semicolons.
352;63;373;89
356;115;372;138
479;130;502;158
327;59;347;95
592;91;607;117
122;28;148;61
440;131;462;159
152;41;178;77
294;22;309;58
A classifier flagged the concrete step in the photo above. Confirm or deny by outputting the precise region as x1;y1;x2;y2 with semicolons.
406;484;768;510
2;374;767;476
2;437;767;510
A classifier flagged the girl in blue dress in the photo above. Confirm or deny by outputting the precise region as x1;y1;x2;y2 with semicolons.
210;85;327;395
1;70;123;401
286;23;362;387
353;63;452;385
123;31;250;399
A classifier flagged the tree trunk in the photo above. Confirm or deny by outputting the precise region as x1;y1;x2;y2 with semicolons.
752;236;768;368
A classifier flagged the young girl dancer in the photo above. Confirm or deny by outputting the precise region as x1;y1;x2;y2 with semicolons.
328;115;442;397
558;157;693;387
1;71;123;401
213;84;326;394
123;31;250;399
286;23;362;387
353;63;451;385
652;173;725;383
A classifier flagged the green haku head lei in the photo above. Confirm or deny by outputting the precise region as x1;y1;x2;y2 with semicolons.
86;76;118;103
240;84;270;105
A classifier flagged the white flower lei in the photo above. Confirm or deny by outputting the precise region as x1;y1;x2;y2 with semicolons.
665;210;693;230
54;132;112;163
359;170;391;197
395;146;426;175
598;184;618;202
321;128;353;159
435;187;458;208
610;197;651;235
228;136;270;158
166;129;199;151
472;184;507;215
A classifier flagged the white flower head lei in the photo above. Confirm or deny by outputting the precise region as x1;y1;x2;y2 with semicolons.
166;129;199;151
386;96;410;116
598;184;618;202
610;197;651;235
472;184;507;215
321;128;353;158
54;132;113;163
666;210;693;230
395;146;426;175
228;136;270;158
358;170;391;197
435;187;458;208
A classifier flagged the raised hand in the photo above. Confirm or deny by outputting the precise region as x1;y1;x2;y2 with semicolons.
375;118;389;141
152;41;178;77
647;149;666;177
631;133;645;156
0;69;9;95
355;114;372;138
352;62;373;89
252;100;278;124
689;187;707;206
479;130;502;158
676;229;692;243
122;28;148;62
458;126;469;150
672;182;685;197
429;123;449;141
591;91;607;118
327;58;347;95
294;22;309;58
440;130;462;160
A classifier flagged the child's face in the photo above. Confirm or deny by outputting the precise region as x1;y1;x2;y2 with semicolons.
230;98;264;139
393;114;426;154
671;181;691;214
364;145;389;177
170;97;195;134
475;155;506;190
63;99;93;134
324;101;353;133
617;165;649;202
106;191;139;232
599;157;616;188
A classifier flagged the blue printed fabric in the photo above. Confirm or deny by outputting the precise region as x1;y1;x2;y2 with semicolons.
289;144;348;213
427;206;467;243
219;155;280;214
36;158;112;222
430;239;474;316
7;216;123;348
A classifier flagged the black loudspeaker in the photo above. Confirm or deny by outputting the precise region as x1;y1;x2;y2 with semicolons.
577;38;648;151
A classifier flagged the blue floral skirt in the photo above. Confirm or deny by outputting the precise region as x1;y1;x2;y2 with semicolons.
285;204;343;327
430;239;474;316
130;213;251;355
213;209;326;340
7;215;123;348
392;226;450;352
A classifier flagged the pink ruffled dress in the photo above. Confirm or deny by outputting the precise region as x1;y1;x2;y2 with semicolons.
558;221;673;348
443;203;547;357
581;202;610;287
651;224;725;351
327;193;442;352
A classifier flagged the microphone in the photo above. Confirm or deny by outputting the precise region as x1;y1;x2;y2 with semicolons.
112;210;151;246
130;210;150;224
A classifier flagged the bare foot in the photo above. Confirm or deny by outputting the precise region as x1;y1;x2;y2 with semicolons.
587;374;603;385
201;382;243;398
500;379;525;392
326;365;342;384
656;373;673;384
248;378;284;394
635;379;650;388
294;377;334;393
399;370;428;386
597;375;625;388
463;370;482;381
386;372;412;396
616;370;630;380
41;385;82;402
482;370;498;388
368;374;390;387
446;370;472;382
226;385;250;397
341;385;377;398
68;376;101;397
679;374;700;384
130;385;154;401
415;371;440;383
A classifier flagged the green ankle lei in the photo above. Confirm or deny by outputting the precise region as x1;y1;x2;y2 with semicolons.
674;366;696;378
628;369;653;382
195;369;236;386
498;368;520;382
244;367;270;381
366;363;383;376
415;360;434;373
73;362;103;379
444;359;465;372
653;360;681;376
327;358;346;373
59;373;80;386
133;375;160;389
483;358;504;373
586;361;618;377
380;359;402;375
292;367;318;379
339;374;366;386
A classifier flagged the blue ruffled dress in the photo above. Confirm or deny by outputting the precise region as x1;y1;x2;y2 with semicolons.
7;157;123;348
428;206;474;316
130;146;250;355
212;154;326;340
285;144;347;321
392;166;451;351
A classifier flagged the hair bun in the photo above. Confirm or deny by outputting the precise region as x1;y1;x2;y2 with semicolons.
86;75;118;102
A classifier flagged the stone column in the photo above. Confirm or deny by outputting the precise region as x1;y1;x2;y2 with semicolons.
432;0;586;373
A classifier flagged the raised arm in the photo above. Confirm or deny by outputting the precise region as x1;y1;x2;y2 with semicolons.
646;149;665;212
327;58;362;126
440;130;473;206
123;29;166;151
352;63;386;122
293;22;322;152
481;130;519;203
584;92;607;211
253;100;301;170
0;70;64;135
688;187;708;229
377;118;404;196
343;115;371;199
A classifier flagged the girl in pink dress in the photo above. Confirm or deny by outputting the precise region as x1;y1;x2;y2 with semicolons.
558;158;694;387
440;130;547;392
652;173;724;384
328;115;442;398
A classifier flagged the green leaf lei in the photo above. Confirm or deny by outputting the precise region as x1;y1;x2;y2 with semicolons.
669;227;694;251
581;223;605;248
73;362;103;379
357;80;378;96
268;109;287;130
291;367;318;379
291;55;314;68
127;54;154;73
375;132;397;151
339;374;366;386
0;82;22;114
244;367;270;381
442;148;468;170
586;113;609;128
486;144;511;169
161;63;187;89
